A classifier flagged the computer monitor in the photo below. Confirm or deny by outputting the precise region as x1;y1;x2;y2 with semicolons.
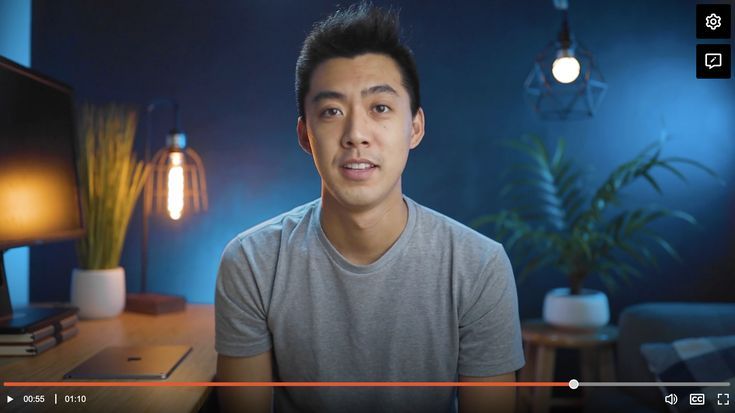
0;55;84;322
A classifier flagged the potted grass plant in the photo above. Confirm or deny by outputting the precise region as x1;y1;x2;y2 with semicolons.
472;134;717;328
72;104;150;319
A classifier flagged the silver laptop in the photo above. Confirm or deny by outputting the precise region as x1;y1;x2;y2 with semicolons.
64;345;192;379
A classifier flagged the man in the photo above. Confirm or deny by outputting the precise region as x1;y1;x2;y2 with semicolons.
215;3;524;412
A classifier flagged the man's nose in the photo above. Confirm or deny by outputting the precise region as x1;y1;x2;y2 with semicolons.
341;109;371;148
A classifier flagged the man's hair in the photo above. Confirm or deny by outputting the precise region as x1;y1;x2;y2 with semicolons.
295;2;421;120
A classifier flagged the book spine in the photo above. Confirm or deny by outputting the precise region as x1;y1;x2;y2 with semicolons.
33;325;79;355
0;325;79;356
59;314;79;330
0;324;54;344
0;314;78;344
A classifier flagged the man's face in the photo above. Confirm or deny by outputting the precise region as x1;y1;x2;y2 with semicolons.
297;53;425;211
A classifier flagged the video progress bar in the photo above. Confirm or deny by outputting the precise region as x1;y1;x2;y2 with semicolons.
578;382;731;387
3;382;565;387
3;381;731;388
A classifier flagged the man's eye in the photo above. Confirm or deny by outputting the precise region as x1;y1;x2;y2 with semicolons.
374;104;391;114
321;108;342;117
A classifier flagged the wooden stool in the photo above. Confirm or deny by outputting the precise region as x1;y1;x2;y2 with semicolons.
518;319;618;413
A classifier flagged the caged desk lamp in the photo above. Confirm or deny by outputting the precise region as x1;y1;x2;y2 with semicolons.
125;99;208;314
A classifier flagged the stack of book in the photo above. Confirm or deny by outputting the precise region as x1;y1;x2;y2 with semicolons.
0;307;79;356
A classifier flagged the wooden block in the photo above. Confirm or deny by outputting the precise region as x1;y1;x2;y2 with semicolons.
126;293;186;315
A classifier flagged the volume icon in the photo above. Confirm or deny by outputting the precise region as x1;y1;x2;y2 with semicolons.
665;393;678;405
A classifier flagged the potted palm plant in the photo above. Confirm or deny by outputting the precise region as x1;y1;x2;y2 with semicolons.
72;104;150;319
472;135;717;328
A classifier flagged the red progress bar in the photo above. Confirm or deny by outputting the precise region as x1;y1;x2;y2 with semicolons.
4;382;568;387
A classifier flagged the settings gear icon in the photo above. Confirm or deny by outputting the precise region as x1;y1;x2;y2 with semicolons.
706;13;722;31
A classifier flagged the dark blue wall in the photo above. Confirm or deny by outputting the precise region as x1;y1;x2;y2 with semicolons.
29;0;735;320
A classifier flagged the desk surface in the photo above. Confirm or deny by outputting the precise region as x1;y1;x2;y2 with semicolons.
0;304;216;413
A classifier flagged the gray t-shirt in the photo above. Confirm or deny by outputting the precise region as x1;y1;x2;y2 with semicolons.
215;195;524;413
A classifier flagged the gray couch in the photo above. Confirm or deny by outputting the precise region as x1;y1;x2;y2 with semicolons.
584;302;735;413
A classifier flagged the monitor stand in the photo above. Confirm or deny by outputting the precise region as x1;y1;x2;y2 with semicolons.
0;249;77;330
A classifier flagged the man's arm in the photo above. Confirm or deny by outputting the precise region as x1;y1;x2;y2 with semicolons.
217;350;273;413
458;371;516;413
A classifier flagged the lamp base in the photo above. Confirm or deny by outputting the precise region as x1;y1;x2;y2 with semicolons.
125;293;186;315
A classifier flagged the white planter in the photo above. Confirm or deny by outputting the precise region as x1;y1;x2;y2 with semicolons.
70;267;126;319
542;287;610;329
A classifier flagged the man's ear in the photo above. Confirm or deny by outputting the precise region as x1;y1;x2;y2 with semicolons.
296;116;313;155
409;107;425;150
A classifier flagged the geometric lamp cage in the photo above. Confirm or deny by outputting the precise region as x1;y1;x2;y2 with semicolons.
145;131;208;220
523;3;607;120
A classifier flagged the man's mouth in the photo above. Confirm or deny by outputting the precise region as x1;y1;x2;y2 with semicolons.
342;162;377;170
339;159;379;181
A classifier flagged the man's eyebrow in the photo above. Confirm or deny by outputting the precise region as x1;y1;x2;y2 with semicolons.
311;90;345;104
310;84;399;104
361;84;399;97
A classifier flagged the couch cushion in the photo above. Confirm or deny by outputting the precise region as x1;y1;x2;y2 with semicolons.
640;335;735;413
617;303;735;408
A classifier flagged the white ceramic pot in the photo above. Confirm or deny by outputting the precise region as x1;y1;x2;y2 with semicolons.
70;267;126;319
542;287;610;329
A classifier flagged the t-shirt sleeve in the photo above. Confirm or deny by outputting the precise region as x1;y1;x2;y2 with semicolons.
215;237;273;357
458;246;525;377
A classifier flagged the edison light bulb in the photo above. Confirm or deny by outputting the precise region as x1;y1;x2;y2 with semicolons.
551;53;581;84
167;151;184;220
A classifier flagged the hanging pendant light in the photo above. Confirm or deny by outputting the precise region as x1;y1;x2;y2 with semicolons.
524;0;607;120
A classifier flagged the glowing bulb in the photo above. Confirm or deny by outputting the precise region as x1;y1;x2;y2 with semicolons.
167;152;184;220
552;54;581;84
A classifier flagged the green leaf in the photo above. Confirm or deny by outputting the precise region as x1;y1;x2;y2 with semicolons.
656;162;687;182
664;157;721;179
551;138;565;169
648;234;681;261
642;172;662;194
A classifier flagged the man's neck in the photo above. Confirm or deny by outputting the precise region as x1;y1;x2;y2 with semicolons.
320;190;408;266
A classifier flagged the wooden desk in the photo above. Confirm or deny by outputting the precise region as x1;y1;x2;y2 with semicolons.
0;304;216;413
518;319;618;413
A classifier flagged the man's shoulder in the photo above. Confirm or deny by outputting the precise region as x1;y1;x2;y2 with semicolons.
224;198;318;255
411;198;502;253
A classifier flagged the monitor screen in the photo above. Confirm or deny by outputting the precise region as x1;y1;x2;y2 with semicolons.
0;56;84;250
